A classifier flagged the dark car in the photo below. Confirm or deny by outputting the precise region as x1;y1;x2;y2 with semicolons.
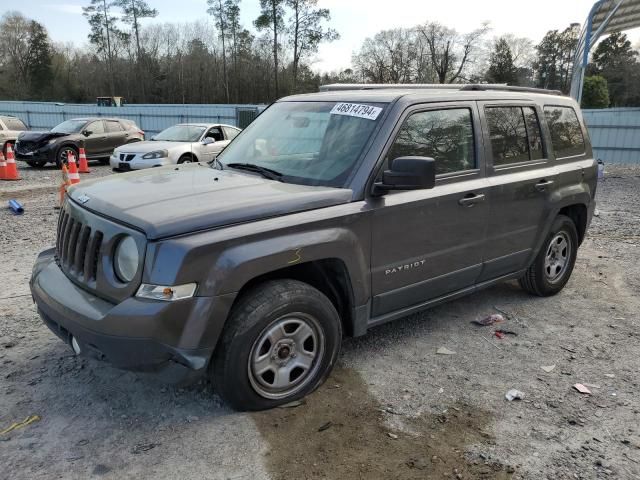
30;84;597;411
15;117;144;167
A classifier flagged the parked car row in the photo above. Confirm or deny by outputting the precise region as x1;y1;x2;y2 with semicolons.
110;123;240;171
1;114;241;170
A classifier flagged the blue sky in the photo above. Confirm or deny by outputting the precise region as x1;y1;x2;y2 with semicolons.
3;0;640;72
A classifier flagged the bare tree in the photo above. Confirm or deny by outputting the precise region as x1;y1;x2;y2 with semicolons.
418;21;489;83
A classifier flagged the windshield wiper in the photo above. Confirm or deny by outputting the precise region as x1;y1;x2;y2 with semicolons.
226;163;284;181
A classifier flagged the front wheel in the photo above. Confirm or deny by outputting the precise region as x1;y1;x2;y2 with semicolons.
519;214;578;296
56;145;78;167
211;280;342;411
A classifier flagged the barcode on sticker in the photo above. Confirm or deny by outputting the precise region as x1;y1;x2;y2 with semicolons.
330;103;382;120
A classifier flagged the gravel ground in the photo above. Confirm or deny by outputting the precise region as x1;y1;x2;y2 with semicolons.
0;163;639;480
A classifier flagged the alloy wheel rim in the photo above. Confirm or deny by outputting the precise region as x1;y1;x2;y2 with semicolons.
248;313;325;400
544;231;571;283
60;148;75;164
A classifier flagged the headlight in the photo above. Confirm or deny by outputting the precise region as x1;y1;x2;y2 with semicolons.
136;283;197;301
142;150;168;159
114;236;139;283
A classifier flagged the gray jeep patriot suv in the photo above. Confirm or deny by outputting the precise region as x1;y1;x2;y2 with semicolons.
31;84;597;410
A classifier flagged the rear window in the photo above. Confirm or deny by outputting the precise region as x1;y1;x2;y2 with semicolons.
1;117;27;131
544;106;585;158
485;106;545;166
105;120;124;132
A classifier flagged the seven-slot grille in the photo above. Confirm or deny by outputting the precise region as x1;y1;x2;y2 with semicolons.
55;208;103;282
119;153;136;162
16;141;37;153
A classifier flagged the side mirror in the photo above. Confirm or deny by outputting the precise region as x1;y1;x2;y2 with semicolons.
82;130;92;137
202;137;215;145
374;156;436;195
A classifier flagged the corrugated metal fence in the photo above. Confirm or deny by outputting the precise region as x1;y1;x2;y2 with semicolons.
1;101;638;164
0;101;265;136
583;108;640;165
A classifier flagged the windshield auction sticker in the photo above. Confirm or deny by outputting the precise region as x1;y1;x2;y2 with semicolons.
330;103;382;120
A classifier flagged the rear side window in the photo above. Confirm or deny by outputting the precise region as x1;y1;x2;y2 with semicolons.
223;126;240;140
2;117;27;131
544;106;585;158
105;120;124;132
388;108;475;175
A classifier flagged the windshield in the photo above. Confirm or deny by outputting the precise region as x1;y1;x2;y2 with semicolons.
154;125;205;142
217;101;386;187
51;120;87;134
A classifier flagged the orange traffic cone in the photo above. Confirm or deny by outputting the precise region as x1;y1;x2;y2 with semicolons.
78;147;90;173
59;164;71;206
4;144;21;181
0;151;6;180
67;152;80;185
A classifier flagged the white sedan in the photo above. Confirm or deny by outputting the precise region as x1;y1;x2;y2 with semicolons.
110;123;240;171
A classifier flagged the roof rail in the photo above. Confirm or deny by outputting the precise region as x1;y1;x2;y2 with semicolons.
319;83;564;96
459;84;564;96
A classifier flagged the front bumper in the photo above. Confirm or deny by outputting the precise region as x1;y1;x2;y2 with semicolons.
110;153;173;171
15;145;55;163
30;249;234;384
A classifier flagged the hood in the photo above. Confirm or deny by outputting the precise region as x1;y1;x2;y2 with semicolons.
18;131;69;143
115;140;189;153
68;163;353;239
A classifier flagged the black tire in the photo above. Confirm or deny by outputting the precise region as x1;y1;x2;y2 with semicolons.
56;145;78;168
211;279;342;411
178;154;196;164
519;214;578;296
99;158;110;165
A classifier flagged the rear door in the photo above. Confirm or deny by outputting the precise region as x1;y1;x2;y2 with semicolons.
370;102;489;319
104;120;128;151
477;102;557;281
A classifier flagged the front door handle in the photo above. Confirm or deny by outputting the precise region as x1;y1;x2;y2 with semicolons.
458;193;486;207
535;179;554;192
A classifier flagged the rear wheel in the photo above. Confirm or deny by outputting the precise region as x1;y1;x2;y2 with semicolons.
519;214;578;296
211;279;342;411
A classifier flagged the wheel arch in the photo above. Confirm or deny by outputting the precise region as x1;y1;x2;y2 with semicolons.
558;203;588;245
231;258;358;337
178;152;199;163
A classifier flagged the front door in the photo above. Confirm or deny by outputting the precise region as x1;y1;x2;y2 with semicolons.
476;103;557;281
370;103;489;319
83;120;109;156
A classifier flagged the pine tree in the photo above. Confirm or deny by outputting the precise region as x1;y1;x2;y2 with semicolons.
487;38;517;85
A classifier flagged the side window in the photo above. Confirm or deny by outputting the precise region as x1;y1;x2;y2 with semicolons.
387;108;475;175
105;120;123;132
485;107;529;165
223;126;240;140
544;106;585;158
206;127;224;142
87;121;105;134
3;117;27;130
523;107;543;160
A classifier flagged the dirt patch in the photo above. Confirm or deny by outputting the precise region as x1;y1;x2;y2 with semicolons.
253;366;514;479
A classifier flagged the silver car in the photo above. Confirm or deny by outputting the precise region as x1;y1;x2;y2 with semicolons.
0;115;29;156
110;123;241;171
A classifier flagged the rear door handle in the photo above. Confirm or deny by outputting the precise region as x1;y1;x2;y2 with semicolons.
535;179;554;192
458;193;486;207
